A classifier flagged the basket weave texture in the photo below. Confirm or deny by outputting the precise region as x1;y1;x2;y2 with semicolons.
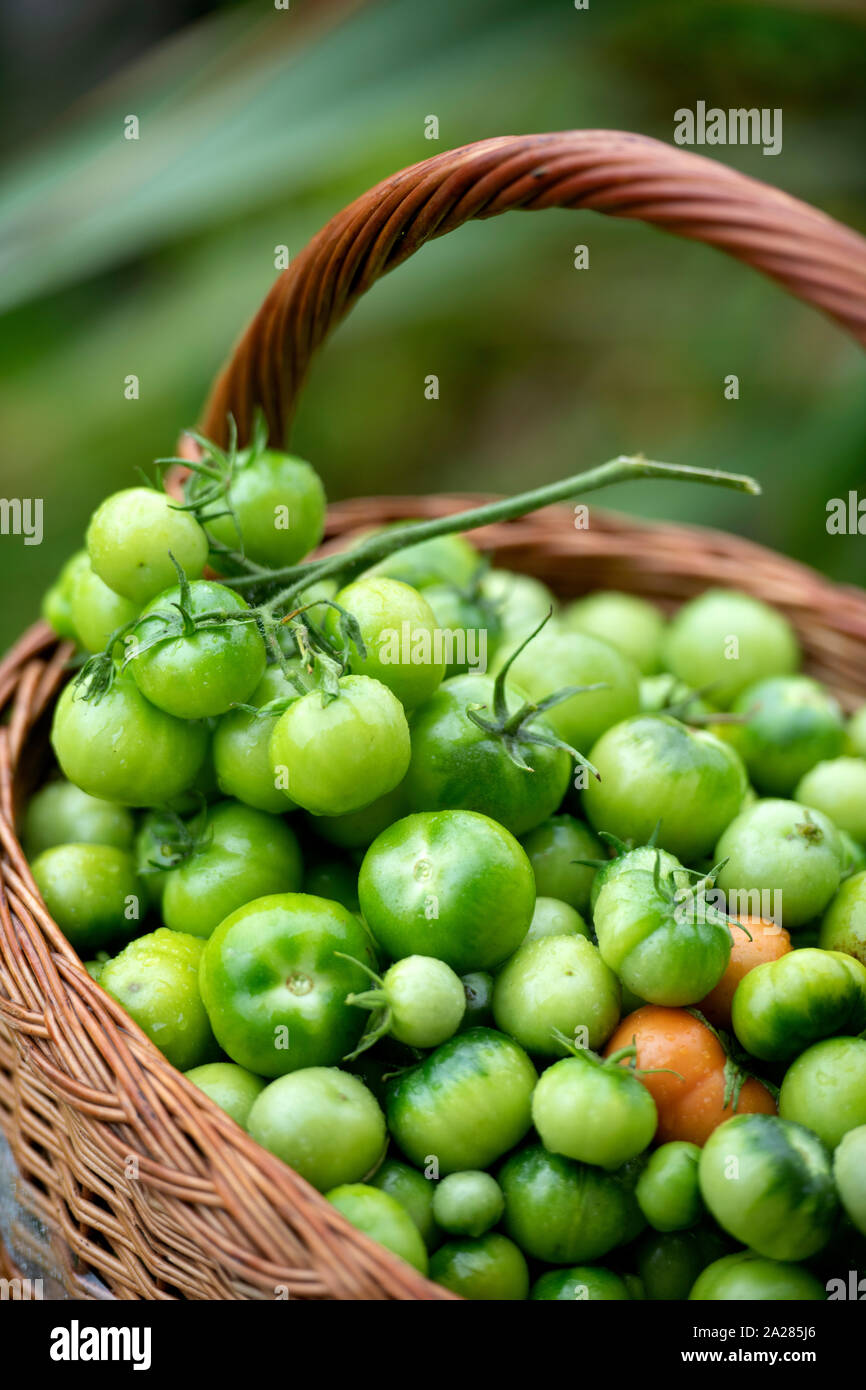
1;132;865;1300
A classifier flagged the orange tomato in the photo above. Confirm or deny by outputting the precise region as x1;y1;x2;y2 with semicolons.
604;1005;776;1147
698;917;791;1030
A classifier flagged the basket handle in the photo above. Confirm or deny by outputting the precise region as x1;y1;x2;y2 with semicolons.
198;130;866;448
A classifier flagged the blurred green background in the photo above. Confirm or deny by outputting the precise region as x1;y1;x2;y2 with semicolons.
1;0;864;651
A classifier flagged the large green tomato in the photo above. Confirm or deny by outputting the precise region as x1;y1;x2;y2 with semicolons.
22;780;134;857
212;665;301;812
199;893;374;1076
405;673;571;836
359;810;535;973
662;588;799;709
519;814;603;916
727;676;845;796
509;630;640;753
429;1234;529;1300
732;948;866;1062
385;1028;537;1174
779;1036;866;1150
31;843;142;952
161;801;303;939
833;1126;866;1236
593;857;731;1006
819;869;866;964
325;576;445;709
184;1062;266;1130
635;1142;703;1232
531;1047;657;1168
716;798;843;928
326;1184;428;1275
247;1067;386;1191
51;669;208;807
101;928;219;1071
795;756;866;845
86;487;208;604
689;1252;825;1301
698;1113;838;1261
69;559;140;653
269;674;411;816
128;580;266;720
203;449;325;568
492;935;620;1055
583;715;748;862
500;1144;639;1265
560;591;665;676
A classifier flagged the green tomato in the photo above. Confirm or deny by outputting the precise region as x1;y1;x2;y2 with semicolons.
492;935;620;1056
101;928;219;1071
203;449;325;568
359;810;535;973
833;1125;866;1236
161;801;302;939
727;676;845;796
406;673;571;837
367;955;466;1049
213;665;301;812
716;798;843;928
662;588;799;709
509;630;640;754
847;705;866;757
635;1228;727;1301
366;528;481;591
247;1067;386;1191
698;1113;838;1261
500;1144;638;1264
525;896;590;943
418;582;501;678
128;580;266;720
308;778;409;851
583;715;748;863
519;814;603;916
326;1184;428;1275
51;668;208;807
531;1048;657;1168
429;1234;528;1300
636;1142;703;1231
689;1251;825;1301
269;674;411;817
369;1159;439;1250
732;948;866;1062
184;1061;266;1129
31;843;143;952
325;577;445;709
22;780;134;857
385;1028;537;1174
458;971;494;1030
302;856;359;913
561;591;665;676
819;869;866;964
69;559;140;654
432;1171;504;1238
796;756;866;845
594;859;731;1006
531;1266;631;1301
199;893;374;1076
479;569;557;654
42;550;89;640
779;1037;866;1150
87;488;208;604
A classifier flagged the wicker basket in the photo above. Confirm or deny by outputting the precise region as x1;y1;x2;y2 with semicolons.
1;132;865;1301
